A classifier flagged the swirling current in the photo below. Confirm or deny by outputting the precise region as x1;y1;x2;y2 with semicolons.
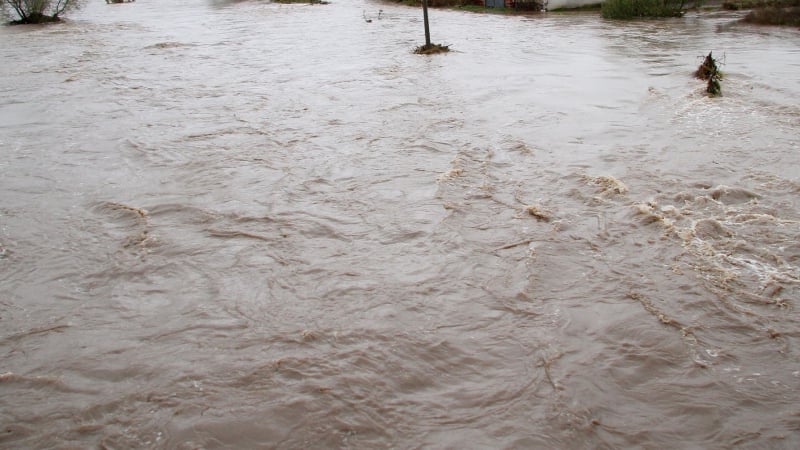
1;0;799;448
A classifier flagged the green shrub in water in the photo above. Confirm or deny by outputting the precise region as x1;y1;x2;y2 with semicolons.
2;0;79;24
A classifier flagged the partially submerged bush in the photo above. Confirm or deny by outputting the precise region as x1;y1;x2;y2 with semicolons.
414;43;450;54
694;52;718;79
2;0;79;24
601;0;687;18
695;52;722;97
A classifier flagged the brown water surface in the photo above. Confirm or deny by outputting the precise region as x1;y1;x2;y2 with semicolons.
1;1;799;448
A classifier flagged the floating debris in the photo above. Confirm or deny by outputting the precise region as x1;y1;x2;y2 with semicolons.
586;175;629;195
437;167;463;182
302;330;316;341
414;43;450;55
524;205;551;222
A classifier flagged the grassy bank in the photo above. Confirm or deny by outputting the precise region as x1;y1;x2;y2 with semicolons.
272;0;329;3
721;0;798;8
742;5;800;24
382;0;800;23
385;0;483;6
601;0;691;19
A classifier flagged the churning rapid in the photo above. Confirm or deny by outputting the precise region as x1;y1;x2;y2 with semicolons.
1;0;799;448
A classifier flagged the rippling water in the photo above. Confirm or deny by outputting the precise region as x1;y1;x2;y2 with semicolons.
1;0;799;448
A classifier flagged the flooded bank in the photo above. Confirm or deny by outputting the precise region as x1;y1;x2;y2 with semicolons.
1;0;799;447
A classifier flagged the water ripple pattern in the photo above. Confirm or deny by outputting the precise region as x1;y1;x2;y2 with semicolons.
1;1;799;448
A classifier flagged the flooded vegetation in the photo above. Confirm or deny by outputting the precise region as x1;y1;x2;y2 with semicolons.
1;0;799;448
414;42;450;53
695;51;723;96
1;0;76;24
601;0;689;19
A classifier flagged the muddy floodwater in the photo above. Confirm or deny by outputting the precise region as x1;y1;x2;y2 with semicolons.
1;0;799;448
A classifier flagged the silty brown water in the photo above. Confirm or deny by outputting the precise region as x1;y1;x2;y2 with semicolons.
1;0;799;448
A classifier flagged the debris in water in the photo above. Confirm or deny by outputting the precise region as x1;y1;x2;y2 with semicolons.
695;52;722;97
538;354;563;391
634;202;664;225
437;167;463;182
102;202;151;249
146;42;187;50
0;372;16;382
414;43;450;55
628;291;674;325
586;175;628;195
626;292;696;343
302;330;316;341
511;142;534;154
76;423;105;434
524;205;551;222
493;239;534;252
106;202;149;219
762;283;783;298
632;201;679;235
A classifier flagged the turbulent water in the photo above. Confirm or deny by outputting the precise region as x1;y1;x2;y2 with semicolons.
1;0;799;448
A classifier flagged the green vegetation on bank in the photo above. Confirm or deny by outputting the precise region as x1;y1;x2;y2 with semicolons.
388;0;550;10
3;0;797;28
388;0;482;6
272;0;329;4
722;0;799;25
388;0;799;24
549;3;604;11
723;0;798;8
454;5;527;14
742;5;800;25
601;0;689;19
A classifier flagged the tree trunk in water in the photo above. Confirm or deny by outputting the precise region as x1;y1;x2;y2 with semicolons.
422;0;431;47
